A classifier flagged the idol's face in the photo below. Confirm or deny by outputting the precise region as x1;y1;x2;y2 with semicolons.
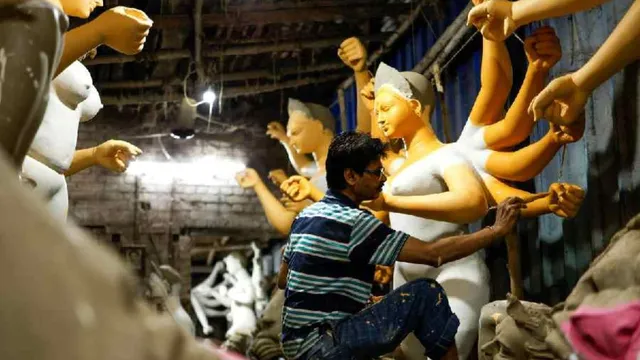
287;111;323;154
374;87;414;139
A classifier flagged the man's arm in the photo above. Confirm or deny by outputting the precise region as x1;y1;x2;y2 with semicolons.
396;197;523;267
277;261;288;290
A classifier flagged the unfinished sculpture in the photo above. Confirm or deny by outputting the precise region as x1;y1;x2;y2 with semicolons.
29;61;99;172
0;3;221;359
221;253;258;353
468;0;640;127
479;294;556;360
479;213;640;359
191;253;256;354
57;2;152;76
0;0;67;169
21;60;141;220
191;261;230;336
366;28;584;359
0;130;224;360
251;242;269;316
238;100;334;236
266;98;335;180
339;36;406;177
147;263;196;336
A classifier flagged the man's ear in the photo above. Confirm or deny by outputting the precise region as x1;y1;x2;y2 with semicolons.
344;168;358;186
408;99;423;118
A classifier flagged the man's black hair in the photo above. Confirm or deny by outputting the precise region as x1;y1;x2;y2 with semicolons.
326;132;387;190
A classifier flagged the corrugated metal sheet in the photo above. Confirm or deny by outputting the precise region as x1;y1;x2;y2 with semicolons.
333;0;640;304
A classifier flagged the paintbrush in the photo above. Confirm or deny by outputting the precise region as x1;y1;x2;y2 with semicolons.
488;191;550;211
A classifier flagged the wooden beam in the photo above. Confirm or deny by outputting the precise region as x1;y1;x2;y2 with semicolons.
225;0;387;12
96;62;345;90
84;35;384;66
151;4;412;28
205;34;385;56
337;0;428;91
100;73;346;105
84;49;190;66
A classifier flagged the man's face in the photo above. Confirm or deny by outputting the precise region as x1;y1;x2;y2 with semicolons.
352;159;387;201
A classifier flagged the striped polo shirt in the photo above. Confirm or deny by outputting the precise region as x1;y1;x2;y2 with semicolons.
281;190;409;359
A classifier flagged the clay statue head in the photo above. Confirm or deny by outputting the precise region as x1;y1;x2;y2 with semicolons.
373;62;435;139
286;98;335;154
60;0;103;18
79;85;103;122
480;295;554;360
53;61;93;110
223;252;247;275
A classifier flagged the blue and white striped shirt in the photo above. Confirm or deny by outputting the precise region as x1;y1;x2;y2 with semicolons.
281;190;409;359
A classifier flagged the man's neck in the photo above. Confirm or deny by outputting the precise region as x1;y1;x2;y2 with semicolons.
339;189;361;205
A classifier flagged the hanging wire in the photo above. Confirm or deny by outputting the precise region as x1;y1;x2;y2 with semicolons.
557;145;567;181
218;54;224;116
420;8;438;39
182;61;202;106
410;0;417;64
440;30;479;72
156;136;172;160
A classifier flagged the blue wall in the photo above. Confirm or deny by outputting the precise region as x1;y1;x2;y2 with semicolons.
333;0;640;304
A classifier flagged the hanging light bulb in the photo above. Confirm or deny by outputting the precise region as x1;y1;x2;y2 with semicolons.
202;88;216;104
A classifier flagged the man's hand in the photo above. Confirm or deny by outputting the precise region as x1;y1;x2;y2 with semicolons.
93;7;152;55
93;140;142;173
547;183;585;218
268;169;288;187
266;122;288;143
338;37;368;72
280;175;311;202
529;73;590;126
467;0;518;42
360;77;376;112
549;112;586;145
235;168;261;188
524;26;561;72
492;197;525;236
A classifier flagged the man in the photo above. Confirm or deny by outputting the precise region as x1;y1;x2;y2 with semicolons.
277;132;524;360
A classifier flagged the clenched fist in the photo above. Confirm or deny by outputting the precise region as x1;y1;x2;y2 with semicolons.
93;6;153;55
338;37;368;72
524;26;561;72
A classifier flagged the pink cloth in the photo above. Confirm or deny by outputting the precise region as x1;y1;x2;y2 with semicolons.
199;339;249;360
561;301;640;360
